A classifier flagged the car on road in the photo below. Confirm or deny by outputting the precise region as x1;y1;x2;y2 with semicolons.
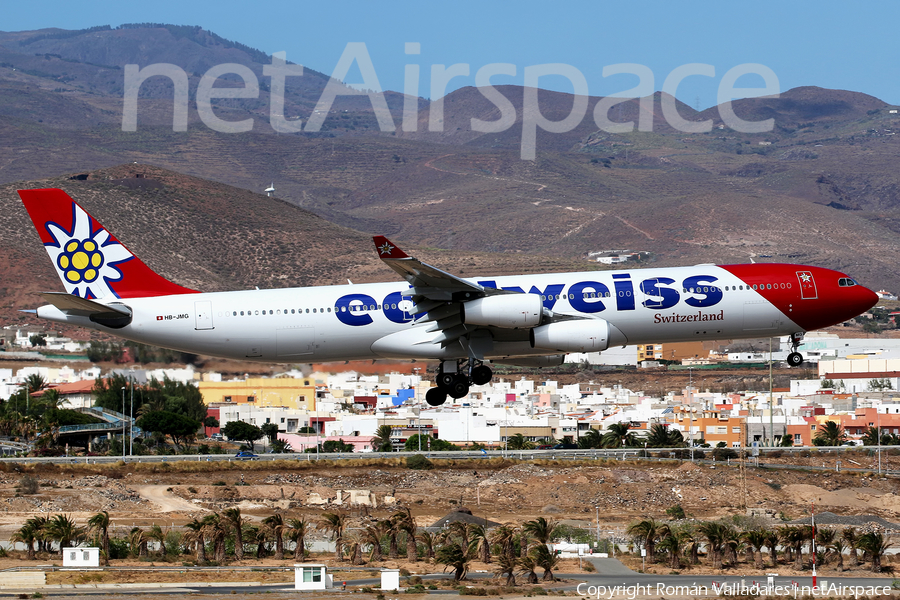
235;451;259;460
552;443;578;450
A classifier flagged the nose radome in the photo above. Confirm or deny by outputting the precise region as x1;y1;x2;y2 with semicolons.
857;285;879;314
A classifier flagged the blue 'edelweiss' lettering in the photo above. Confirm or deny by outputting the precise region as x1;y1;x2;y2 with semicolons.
333;274;722;326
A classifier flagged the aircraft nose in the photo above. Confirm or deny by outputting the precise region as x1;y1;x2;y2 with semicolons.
856;284;879;314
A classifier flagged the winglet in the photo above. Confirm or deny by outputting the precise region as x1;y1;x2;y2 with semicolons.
373;236;409;260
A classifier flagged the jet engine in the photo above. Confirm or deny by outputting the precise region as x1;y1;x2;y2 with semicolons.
530;319;611;352
461;294;543;328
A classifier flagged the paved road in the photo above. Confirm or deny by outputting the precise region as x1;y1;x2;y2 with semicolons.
11;562;896;598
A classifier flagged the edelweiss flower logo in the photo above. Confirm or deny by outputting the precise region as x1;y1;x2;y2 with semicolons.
378;242;395;256
44;205;133;299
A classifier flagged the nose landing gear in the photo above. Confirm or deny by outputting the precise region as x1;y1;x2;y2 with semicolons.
787;331;805;367
425;360;494;406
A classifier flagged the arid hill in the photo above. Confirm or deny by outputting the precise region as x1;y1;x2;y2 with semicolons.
0;25;899;293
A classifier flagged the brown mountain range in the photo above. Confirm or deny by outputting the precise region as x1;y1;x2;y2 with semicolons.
0;24;898;305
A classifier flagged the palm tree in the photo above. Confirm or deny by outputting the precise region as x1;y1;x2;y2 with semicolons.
722;525;741;566
531;544;559;581
263;514;287;560
783;526;809;570
813;421;847;446
364;522;385;562
627;518;661;563
857;532;891;572
843;527;860;567
386;513;404;558
577;428;603;449
373;425;393;452
496;551;517;586
222;508;245;561
418;530;437;562
491;525;517;561
202;513;227;563
518;554;539;584
646;424;676;448
765;529;780;567
861;426;881;446
398;507;419;561
25;516;49;554
524;517;557;546
469;523;492;564
11;523;38;560
47;514;84;556
287;518;310;560
779;433;794;447
344;528;365;565
148;524;168;558
657;525;686;569
129;527;149;558
602;422;637;448
742;530;767;569
24;374;47;394
247;524;268;559
682;524;702;565
436;539;473;581
698;521;727;569
830;537;847;572
507;433;534;450
87;511;111;566
321;512;347;561
183;518;207;562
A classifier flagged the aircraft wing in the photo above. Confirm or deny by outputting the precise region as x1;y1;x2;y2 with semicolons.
373;236;528;350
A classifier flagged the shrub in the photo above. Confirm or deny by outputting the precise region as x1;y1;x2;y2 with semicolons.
665;504;685;519
406;454;433;470
712;448;738;461
19;475;39;495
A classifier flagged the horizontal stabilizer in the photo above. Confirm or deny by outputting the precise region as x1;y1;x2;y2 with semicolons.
39;292;132;328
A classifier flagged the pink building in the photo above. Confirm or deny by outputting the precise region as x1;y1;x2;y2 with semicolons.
279;433;376;453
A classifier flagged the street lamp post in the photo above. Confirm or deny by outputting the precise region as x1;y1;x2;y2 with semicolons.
129;372;134;456
120;386;126;459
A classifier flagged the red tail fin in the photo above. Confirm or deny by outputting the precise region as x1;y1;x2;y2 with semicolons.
18;188;198;299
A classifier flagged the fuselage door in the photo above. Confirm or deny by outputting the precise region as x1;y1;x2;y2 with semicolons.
195;301;214;330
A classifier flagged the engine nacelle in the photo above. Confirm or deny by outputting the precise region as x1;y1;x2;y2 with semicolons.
461;294;543;328
530;320;611;353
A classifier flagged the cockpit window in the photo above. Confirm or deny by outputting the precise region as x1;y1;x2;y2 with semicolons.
838;278;857;287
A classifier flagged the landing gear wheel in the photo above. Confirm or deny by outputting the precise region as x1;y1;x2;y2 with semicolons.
471;365;493;386
426;387;447;406
437;372;456;389
787;352;803;367
448;376;470;399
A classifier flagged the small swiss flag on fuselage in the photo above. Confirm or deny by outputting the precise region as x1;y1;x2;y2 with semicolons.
796;271;818;299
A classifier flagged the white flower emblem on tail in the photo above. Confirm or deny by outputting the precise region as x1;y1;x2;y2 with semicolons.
44;205;133;299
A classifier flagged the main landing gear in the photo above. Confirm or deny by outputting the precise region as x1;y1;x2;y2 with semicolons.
425;359;493;406
787;331;805;367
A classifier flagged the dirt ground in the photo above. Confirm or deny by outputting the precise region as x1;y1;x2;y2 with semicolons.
1;457;900;534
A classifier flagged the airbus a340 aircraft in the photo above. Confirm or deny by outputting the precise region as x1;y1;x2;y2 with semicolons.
19;188;878;406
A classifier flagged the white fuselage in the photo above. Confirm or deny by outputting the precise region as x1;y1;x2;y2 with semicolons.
37;264;800;363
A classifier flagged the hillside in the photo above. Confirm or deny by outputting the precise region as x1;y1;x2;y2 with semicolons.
0;25;899;294
0;164;594;325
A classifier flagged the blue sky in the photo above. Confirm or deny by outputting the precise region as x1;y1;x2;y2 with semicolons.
3;0;899;108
